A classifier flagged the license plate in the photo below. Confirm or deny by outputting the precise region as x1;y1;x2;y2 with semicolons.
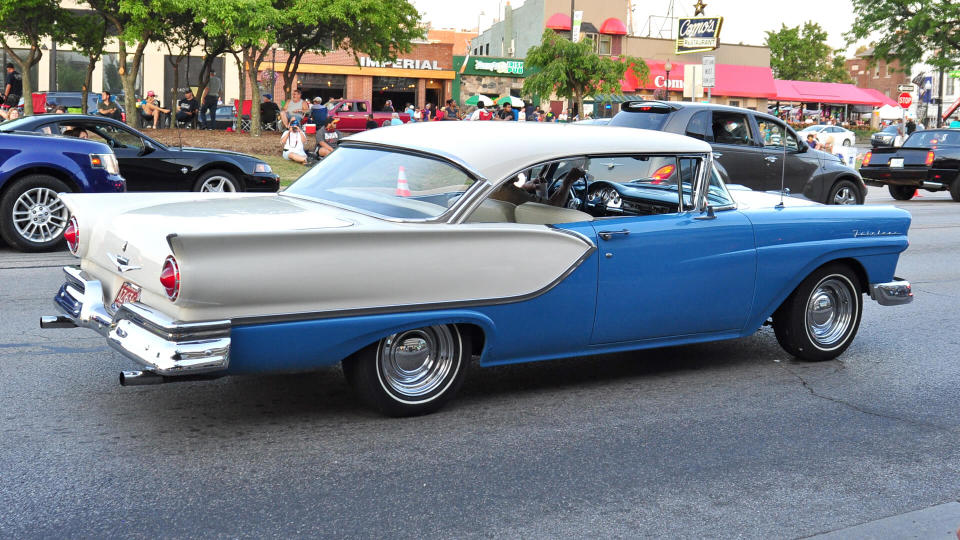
113;282;141;308
889;158;904;168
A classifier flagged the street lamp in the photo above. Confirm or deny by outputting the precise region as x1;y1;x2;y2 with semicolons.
664;59;672;102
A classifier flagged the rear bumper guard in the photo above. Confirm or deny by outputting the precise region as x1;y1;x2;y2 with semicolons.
41;266;231;376
869;278;913;306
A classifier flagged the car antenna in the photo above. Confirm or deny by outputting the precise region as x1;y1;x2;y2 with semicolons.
174;105;184;150
776;126;787;208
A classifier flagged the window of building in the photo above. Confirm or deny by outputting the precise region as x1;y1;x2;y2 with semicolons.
728;100;740;107
885;63;892;77
372;76;416;112
948;77;956;96
485;43;489;55
598;35;612;56
874;65;879;78
54;51;89;92
102;53;143;98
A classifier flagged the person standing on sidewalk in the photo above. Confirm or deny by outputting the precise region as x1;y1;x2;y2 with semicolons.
200;68;222;130
3;63;22;109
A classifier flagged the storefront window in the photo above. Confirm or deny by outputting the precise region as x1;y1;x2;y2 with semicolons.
102;53;142;98
55;51;89;92
299;73;346;104
598;35;612;56
373;76;416;111
163;55;223;107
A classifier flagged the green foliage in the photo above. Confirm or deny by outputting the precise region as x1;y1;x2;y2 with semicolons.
523;31;648;115
62;10;109;112
0;0;67;114
765;21;851;83
847;0;960;71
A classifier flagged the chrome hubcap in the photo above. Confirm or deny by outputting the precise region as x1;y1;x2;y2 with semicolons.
378;325;458;399
199;176;236;192
12;187;68;243
805;276;855;349
833;187;857;205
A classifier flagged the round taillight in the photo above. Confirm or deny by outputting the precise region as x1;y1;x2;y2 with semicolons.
160;256;180;301
64;216;79;255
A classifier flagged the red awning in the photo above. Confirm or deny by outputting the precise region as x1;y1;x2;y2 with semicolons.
620;60;777;99
859;88;898;108
773;80;890;106
599;17;628;35
545;12;571;31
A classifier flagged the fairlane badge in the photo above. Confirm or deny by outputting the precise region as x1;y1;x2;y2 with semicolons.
107;252;142;273
853;230;899;237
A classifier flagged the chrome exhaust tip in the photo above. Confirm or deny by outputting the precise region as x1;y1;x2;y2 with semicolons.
119;370;164;386
922;181;944;189
40;315;77;329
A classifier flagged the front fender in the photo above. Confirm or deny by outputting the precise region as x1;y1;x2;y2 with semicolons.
0;149;89;191
228;310;497;374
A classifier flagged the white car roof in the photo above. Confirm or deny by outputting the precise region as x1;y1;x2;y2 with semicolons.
346;122;712;182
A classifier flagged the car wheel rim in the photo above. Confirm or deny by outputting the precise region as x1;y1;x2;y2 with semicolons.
200;176;236;192
378;325;457;400
805;276;855;349
12;187;68;244
833;187;857;205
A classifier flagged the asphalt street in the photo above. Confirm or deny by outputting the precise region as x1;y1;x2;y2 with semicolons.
1;187;958;538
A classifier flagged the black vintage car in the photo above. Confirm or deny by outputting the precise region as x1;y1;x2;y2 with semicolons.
860;128;960;201
0;115;279;192
609;101;866;205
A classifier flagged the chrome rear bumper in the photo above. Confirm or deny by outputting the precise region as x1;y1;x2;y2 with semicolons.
869;279;913;306
42;266;231;376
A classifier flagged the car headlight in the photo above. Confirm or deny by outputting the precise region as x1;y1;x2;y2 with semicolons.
89;153;120;176
254;162;272;174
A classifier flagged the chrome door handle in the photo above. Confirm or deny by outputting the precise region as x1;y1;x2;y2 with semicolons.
764;156;778;162
598;229;630;240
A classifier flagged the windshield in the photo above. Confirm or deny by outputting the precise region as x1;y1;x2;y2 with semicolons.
0;117;34;130
284;146;476;220
903;130;960;148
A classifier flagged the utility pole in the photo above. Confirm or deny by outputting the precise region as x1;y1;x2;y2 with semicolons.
570;0;575;41
938;65;945;127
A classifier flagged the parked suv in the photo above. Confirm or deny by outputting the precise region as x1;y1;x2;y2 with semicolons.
0;130;125;251
609;101;866;205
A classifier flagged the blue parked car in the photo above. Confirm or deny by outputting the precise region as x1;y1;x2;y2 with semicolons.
0;129;125;251
41;123;912;417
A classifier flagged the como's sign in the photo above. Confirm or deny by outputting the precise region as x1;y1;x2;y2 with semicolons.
676;17;723;54
359;57;443;70
473;59;524;75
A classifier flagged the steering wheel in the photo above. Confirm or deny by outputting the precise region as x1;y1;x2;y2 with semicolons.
546;167;588;210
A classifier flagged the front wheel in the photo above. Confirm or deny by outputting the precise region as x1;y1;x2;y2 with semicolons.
193;169;243;192
0;175;71;252
772;263;863;361
888;184;915;201
842;138;852;146
828;180;862;205
343;324;470;417
950;181;960;202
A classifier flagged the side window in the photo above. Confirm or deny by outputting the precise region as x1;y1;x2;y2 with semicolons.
102;125;144;151
711;112;753;146
685;110;711;141
763;121;799;151
355;102;368;112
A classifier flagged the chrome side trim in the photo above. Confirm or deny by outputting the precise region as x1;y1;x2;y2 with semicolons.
869;279;913;306
45;266;232;376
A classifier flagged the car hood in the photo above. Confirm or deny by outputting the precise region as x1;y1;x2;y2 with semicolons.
172;146;262;161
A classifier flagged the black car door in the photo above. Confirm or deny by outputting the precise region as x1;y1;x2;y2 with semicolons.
706;109;767;190
84;122;183;191
760;119;820;195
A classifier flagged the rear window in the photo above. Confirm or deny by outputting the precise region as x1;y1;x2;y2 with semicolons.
903;130;960;148
609;103;673;131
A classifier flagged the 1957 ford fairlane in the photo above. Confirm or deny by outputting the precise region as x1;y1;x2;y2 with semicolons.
41;122;913;416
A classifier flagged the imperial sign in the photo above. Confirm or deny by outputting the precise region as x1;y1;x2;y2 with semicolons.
359;57;443;70
676;17;724;54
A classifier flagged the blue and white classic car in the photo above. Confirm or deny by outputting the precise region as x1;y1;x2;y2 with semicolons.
42;122;913;416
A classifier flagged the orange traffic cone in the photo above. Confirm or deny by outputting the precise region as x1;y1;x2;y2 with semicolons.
396;166;411;197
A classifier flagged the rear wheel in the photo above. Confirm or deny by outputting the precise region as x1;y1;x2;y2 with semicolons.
772;263;863;362
888;184;915;201
842;138;852;146
193;169;242;192
342;324;470;417
828;180;862;205
950;181;960;202
0;175;71;252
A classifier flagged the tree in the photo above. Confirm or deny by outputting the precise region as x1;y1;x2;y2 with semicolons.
523;30;649;117
765;22;851;83
847;0;960;72
63;10;109;114
276;0;423;102
85;0;178;126
0;0;65;115
160;9;204;107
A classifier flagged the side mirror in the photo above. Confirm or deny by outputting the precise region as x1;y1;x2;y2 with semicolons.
140;139;155;156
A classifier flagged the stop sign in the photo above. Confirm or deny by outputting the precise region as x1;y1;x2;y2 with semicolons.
898;92;913;109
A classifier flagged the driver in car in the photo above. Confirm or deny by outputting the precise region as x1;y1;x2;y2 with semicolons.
491;164;586;207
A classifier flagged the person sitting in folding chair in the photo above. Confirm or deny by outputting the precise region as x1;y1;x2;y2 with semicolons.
260;94;281;130
176;90;199;127
140;91;170;128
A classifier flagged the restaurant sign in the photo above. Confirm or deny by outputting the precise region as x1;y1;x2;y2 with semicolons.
359;56;443;70
676;17;723;54
473;59;524;75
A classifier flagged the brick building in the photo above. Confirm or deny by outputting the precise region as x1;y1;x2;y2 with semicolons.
844;48;911;100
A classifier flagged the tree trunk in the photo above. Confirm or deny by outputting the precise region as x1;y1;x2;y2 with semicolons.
81;55;97;114
575;89;584;120
2;43;41;115
245;47;266;138
281;52;296;103
118;40;148;127
232;51;245;110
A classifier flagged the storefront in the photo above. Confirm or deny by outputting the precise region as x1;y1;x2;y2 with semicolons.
264;43;455;110
452;55;527;105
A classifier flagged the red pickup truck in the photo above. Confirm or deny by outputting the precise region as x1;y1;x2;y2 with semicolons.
327;100;410;132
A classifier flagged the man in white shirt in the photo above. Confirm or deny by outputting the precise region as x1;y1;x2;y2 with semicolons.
281;119;307;164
